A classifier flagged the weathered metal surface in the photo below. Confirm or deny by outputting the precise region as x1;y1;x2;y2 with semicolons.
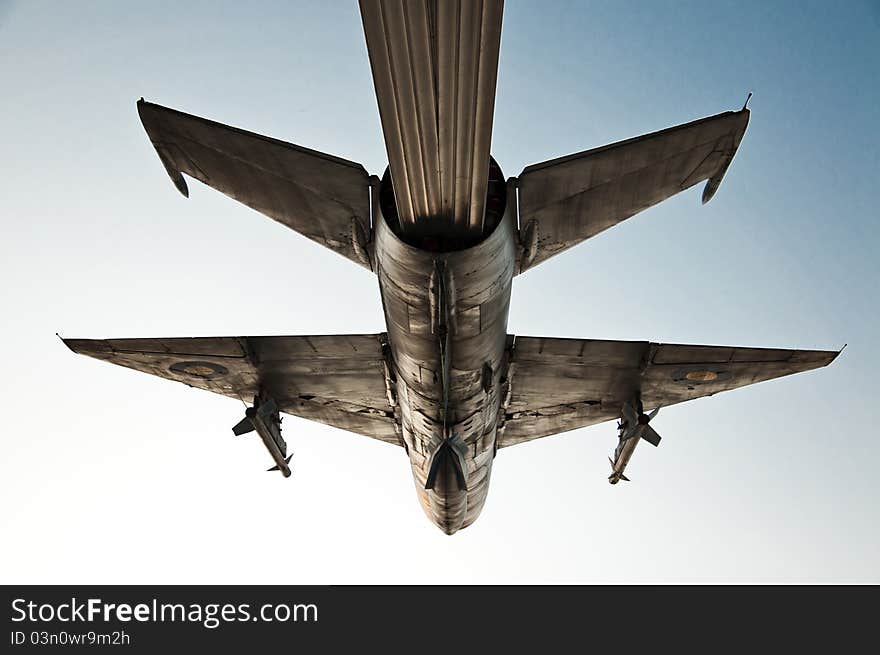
138;100;373;270
64;6;842;534
373;186;517;533
360;0;503;238
63;335;401;446
516;109;750;273
499;337;838;447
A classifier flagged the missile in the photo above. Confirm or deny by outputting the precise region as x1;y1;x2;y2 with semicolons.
232;394;292;477
608;400;661;484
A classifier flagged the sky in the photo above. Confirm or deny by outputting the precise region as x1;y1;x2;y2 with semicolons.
1;0;878;583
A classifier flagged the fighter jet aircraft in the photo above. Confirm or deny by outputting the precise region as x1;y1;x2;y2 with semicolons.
64;0;839;534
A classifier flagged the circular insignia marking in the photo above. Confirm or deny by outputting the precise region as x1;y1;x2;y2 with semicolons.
169;360;228;379
685;370;719;382
671;367;730;389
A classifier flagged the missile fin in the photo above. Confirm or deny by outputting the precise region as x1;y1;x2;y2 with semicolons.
267;454;293;472
232;416;254;436
641;425;662;447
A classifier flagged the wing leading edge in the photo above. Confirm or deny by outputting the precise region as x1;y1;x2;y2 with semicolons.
500;336;839;448
63;334;402;446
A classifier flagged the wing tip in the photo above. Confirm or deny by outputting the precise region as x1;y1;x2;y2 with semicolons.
701;183;715;205
136;98;190;198
828;344;846;365
796;346;843;371
701;105;751;205
171;172;189;197
60;337;85;354
57;332;76;353
60;337;110;357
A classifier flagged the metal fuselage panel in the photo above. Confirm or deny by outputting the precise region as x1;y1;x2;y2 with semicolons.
374;205;516;534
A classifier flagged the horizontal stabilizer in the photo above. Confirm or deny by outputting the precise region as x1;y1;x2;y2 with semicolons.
516;107;750;273
137;99;374;269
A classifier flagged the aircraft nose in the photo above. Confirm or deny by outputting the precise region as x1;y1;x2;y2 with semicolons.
415;448;468;535
422;485;467;535
435;514;462;536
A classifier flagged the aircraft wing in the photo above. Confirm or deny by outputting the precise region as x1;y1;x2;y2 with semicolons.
63;334;401;446
499;336;839;447
137;100;374;269
516;108;750;273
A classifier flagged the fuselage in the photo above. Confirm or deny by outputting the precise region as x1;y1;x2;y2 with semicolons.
373;170;516;534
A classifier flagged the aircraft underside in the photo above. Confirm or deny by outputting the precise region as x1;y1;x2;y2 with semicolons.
63;0;839;533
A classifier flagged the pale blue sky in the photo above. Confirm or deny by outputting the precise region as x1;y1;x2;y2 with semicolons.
1;1;877;582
